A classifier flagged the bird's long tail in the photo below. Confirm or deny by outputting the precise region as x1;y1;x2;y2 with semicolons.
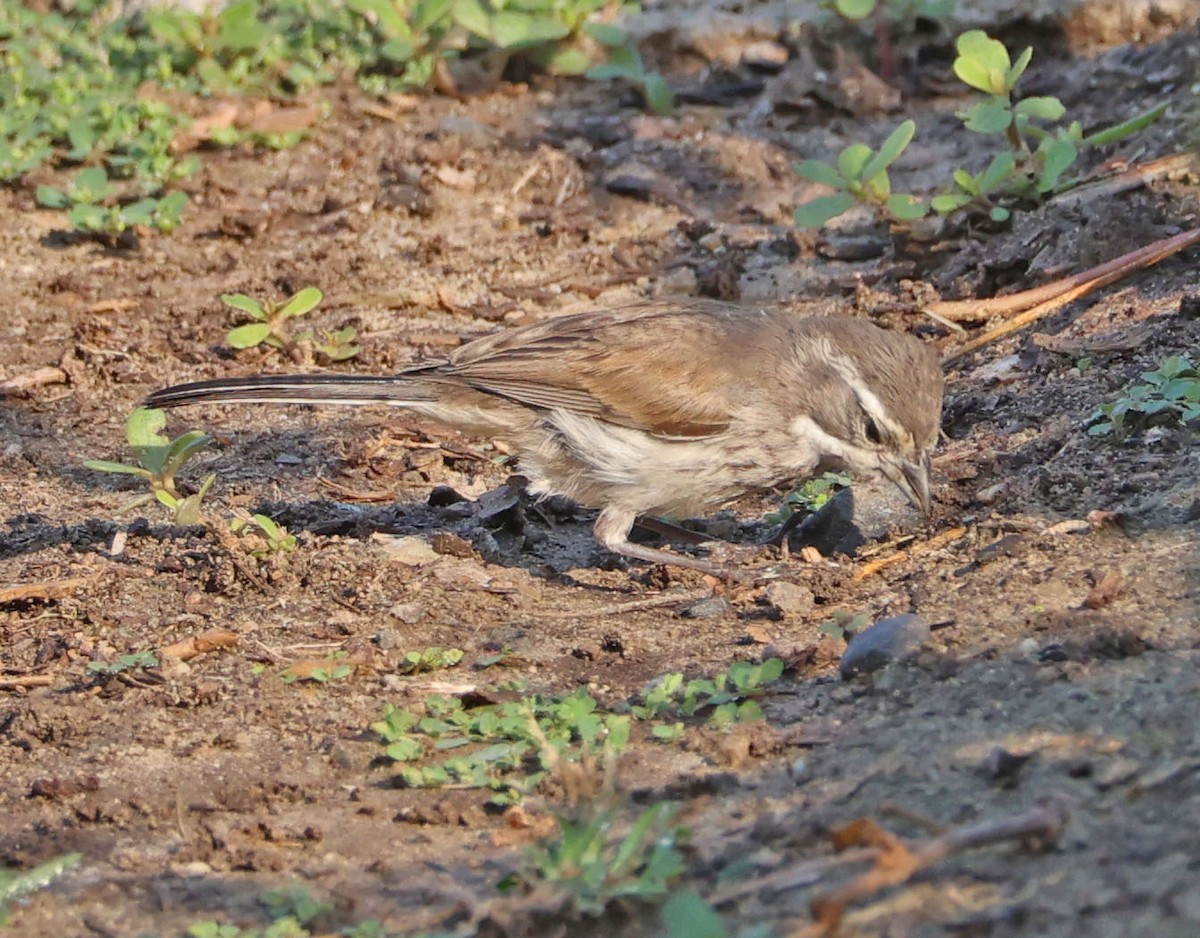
144;373;437;409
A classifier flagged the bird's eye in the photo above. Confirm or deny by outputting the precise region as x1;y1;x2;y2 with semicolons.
865;419;882;444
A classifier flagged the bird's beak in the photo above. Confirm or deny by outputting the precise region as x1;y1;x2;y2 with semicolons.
882;452;932;515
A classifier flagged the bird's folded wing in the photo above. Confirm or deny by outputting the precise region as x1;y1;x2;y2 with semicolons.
438;302;752;438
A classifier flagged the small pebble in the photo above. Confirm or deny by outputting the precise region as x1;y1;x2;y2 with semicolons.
787;757;808;782
374;628;403;650
680;596;731;619
839;613;931;679
764;581;815;617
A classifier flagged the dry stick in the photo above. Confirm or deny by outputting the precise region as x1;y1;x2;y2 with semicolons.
0;577;92;605
929;225;1200;328
529;590;708;618
853;526;967;582
160;629;239;661
797;799;1070;938
0;675;55;690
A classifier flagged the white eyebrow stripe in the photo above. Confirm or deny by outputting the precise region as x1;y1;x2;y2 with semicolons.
821;347;907;442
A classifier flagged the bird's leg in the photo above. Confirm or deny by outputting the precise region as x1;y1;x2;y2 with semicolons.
594;506;730;578
632;516;711;545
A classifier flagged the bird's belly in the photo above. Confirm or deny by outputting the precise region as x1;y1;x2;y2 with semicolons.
518;413;818;518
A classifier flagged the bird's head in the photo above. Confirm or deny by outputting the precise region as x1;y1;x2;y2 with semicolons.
788;319;944;514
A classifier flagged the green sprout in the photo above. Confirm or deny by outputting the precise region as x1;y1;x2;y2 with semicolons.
506;801;688;915
1088;356;1200;437
36;166;187;242
630;659;785;730
230;511;298;556
87;651;160;677
767;471;851;524
818;609;870;642
84;408;215;524
584;32;674;116
794;120;925;227
397;647;465;674
223;286;324;351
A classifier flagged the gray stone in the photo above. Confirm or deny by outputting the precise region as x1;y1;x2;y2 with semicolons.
764;581;815;616
839;613;931;679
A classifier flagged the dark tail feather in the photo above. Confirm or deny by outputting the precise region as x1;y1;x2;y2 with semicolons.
144;373;436;409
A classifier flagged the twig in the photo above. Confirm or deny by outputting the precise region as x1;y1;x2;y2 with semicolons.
852;526;967;582
796;799;1070;937
929;226;1200;326
160;629;239;661
0;675;55;690
0;577;92;605
0;366;69;396
528;590;708;618
938;227;1200;366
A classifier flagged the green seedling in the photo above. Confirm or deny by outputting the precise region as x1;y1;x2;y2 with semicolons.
585;35;674;115
504;801;687;915
311;326;362;363
223;286;324;352
631;658;785;730
818;609;870;642
87;651;160;677
828;0;953;18
0;853;82;927
230;511;298;556
766;471;851;524
932;30;1166;218
84;407;215;524
398;646;465;674
1089;356;1200;437
794;120;925;227
372;688;631;806
36;166;188;241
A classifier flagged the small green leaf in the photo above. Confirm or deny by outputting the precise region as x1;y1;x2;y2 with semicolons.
277;286;323;319
1083;101;1168;147
226;322;274;348
989;205;1011;222
1014;95;1066;122
954;31;1012;94
979;151;1017;191
121;198;159;226
861;119;916;182
886;193;927;220
794;192;856;228
836;143;873;182
1037;136;1077;192
221;293;266;318
641;73;674;115
36;186;69;208
451;0;491;37
834;0;877;19
380;36;415;62
582;22;626;45
84;459;150;476
1006;46;1034;88
794;159;846;189
126;408;170;449
962;98;1012;134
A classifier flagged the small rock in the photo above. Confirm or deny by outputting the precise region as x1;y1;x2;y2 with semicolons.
430;530;475;558
839;613;931;679
975;481;1009;505
329;741;373;772
389;602;424;625
764;581;815;617
980;747;1032;787
787;757;808;782
374;628;404;650
437;114;497;147
829;685;856;704
742;40;789;71
786;488;858;556
1017;637;1039;657
428;485;467;507
1094;757;1140;790
680;597;731;619
372;534;440;566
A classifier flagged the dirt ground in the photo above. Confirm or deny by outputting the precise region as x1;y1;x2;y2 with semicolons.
3;2;1200;936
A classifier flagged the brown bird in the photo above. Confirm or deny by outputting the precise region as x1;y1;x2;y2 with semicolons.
145;300;944;576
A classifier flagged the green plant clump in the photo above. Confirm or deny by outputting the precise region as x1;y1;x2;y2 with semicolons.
0;853;82;927
767;471;851;524
84;407;215;524
1089;356;1200;437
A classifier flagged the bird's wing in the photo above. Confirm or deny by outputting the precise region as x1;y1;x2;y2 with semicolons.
430;300;771;438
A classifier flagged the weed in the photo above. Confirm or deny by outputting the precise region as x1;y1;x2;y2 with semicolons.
818;609;870;642
504;801;688;914
87;651;160;677
794;120;925;228
397;647;465;674
223;286;324;353
282;652;353;684
795;30;1164;229
230;511;298;556
661;888;772;938
35;167;188;243
631;659;784;730
84;408;215;524
766;471;851;524
1088;356;1200;437
373;688;631;806
0;853;81;926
